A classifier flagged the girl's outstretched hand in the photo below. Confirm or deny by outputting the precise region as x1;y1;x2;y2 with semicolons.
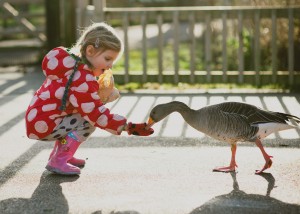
127;122;154;136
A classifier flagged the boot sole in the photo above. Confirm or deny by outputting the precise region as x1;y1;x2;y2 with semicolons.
70;163;85;168
45;165;81;175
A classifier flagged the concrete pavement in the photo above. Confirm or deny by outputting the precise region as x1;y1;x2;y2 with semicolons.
0;67;300;214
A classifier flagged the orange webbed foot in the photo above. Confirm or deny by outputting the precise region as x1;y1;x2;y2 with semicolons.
213;164;238;173
255;156;273;174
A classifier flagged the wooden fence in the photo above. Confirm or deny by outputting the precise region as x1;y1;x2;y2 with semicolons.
1;0;300;86
0;0;45;66
77;1;300;86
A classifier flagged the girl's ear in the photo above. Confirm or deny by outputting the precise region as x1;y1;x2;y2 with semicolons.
86;45;95;57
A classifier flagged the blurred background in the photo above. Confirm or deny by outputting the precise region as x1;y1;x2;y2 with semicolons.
0;0;300;91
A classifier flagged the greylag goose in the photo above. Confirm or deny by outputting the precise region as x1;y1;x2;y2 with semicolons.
146;101;300;174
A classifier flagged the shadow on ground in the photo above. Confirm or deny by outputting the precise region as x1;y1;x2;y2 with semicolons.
1;169;300;214
189;172;300;214
0;171;78;213
0;170;141;214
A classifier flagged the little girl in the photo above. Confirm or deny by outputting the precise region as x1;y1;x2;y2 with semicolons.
25;22;153;175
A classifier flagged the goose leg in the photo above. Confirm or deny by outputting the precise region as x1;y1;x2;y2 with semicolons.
255;139;273;174
213;144;238;172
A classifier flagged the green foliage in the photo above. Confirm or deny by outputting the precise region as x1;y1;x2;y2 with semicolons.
113;42;205;73
242;29;254;71
116;82;142;91
115;81;291;92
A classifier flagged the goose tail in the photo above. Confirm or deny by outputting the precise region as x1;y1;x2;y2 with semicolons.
279;113;300;127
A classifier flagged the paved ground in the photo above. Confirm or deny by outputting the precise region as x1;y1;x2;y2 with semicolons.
0;67;300;214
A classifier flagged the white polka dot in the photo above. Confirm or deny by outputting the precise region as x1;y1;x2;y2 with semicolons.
27;108;37;122
73;83;88;92
39;90;50;100
49;114;60;119
69;94;78;107
47;75;59;80
46;49;59;59
73;71;81;81
65;70;73;77
86;74;95;81
104;128;118;135
47;57;58;70
29;95;38;107
63;56;76;68
44;79;52;87
97;115;108;127
81;102;95;113
55;87;65;99
43;70;46;76
42;103;57;112
91;92;100;100
98;106;107;113
83;115;95;125
83;65;90;70
28;133;39;139
54;118;63;126
113;114;125;121
61;111;67;116
34;120;48;133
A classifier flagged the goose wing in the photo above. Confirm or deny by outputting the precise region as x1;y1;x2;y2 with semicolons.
197;103;259;142
215;102;299;125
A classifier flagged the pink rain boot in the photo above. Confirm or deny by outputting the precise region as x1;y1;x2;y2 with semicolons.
46;131;82;175
49;140;86;167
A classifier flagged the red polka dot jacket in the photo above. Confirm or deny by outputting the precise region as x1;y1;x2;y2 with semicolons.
25;47;127;140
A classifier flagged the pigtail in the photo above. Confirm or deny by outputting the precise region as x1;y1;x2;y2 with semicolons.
59;53;81;111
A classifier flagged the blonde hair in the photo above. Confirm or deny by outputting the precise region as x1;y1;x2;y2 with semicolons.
71;22;124;67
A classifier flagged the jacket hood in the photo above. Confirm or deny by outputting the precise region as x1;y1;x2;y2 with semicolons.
42;47;77;80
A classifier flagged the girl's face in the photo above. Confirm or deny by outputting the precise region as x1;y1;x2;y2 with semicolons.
86;45;119;76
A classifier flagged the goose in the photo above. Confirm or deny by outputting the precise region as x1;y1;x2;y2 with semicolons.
146;101;300;174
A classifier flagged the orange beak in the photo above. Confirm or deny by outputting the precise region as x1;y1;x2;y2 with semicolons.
146;117;155;129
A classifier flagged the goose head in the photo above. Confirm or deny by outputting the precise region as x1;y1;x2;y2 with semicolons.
146;101;187;129
147;103;170;128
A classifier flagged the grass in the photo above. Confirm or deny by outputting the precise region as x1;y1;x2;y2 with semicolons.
113;43;202;72
115;82;292;93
